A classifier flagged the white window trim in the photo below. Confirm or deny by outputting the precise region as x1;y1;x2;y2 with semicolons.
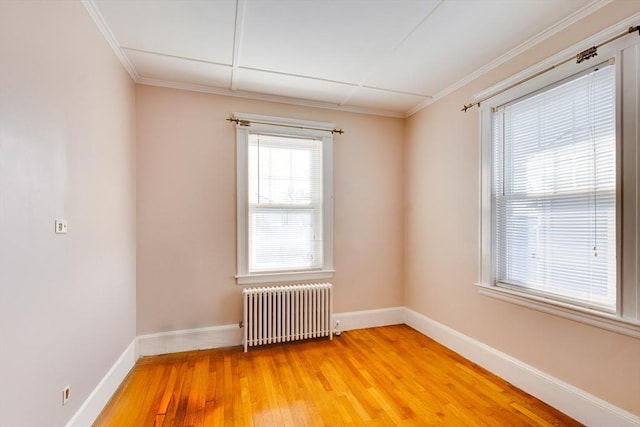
477;18;640;338
235;113;334;285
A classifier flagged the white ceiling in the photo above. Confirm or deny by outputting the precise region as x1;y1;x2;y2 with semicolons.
86;0;604;117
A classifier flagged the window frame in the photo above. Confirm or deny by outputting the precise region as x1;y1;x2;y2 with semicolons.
477;27;640;337
235;113;334;285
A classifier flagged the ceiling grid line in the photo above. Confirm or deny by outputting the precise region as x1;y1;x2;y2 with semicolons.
338;0;445;107
121;47;232;69
85;0;611;118
231;0;246;91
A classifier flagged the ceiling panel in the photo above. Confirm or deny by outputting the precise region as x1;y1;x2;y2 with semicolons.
125;49;232;88
94;0;236;64
235;68;356;105
239;0;440;84
85;0;605;116
365;0;593;96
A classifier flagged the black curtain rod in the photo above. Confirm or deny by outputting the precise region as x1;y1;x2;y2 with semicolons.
226;117;344;135
461;25;640;112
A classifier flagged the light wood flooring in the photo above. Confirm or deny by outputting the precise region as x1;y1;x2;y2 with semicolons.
94;324;582;426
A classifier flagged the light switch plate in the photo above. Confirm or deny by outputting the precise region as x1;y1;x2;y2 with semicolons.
55;219;68;234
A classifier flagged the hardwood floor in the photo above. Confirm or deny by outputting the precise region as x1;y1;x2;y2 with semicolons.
94;325;581;426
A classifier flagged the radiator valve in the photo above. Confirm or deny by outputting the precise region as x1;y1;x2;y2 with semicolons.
334;319;341;336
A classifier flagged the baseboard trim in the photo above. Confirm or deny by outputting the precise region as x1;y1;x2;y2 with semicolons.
65;339;137;427
135;307;406;357
404;308;640;427
137;324;243;357
333;306;405;332
70;308;639;427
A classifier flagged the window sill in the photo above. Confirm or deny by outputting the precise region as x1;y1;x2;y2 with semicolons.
475;283;640;338
236;269;335;285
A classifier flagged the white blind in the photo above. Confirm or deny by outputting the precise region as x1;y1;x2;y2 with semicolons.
492;63;617;311
248;133;323;273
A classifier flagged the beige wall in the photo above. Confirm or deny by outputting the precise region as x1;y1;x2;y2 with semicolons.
404;0;640;415
0;1;136;426
136;86;404;334
2;0;638;423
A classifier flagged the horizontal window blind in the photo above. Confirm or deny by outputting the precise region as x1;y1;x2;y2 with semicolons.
492;63;617;311
248;133;323;273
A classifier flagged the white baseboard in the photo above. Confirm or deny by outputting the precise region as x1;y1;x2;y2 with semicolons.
137;324;243;357
136;307;405;357
65;339;137;427
70;308;639;427
333;306;405;332
404;308;640;427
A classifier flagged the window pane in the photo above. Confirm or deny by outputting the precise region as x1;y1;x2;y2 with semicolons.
248;133;323;273
493;64;617;311
249;208;323;271
249;134;321;205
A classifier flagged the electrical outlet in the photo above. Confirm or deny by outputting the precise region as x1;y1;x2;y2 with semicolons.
54;219;68;234
62;385;70;405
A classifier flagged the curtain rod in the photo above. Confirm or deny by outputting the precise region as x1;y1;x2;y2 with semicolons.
226;117;344;135
461;25;640;112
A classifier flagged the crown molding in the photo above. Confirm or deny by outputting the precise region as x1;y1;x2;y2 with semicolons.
473;12;640;102
81;0;138;81
84;0;615;120
81;0;404;119
136;77;406;119
404;0;613;117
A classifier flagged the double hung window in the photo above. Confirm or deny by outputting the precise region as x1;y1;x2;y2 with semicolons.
478;30;639;336
492;64;617;311
235;114;334;284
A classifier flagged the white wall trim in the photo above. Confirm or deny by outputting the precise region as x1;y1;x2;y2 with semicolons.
82;1;405;119
136;78;406;118
70;308;639;426
135;307;406;357
473;12;640;102
81;0;138;81
65;339;137;427
404;0;613;117
477;284;640;338
84;0;616;119
333;307;405;332
137;324;243;357
404;308;640;427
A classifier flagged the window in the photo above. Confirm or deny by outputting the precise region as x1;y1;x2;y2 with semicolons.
478;29;639;337
235;113;334;284
493;64;617;311
248;133;323;272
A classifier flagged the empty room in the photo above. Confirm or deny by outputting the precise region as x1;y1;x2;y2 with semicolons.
1;0;639;426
